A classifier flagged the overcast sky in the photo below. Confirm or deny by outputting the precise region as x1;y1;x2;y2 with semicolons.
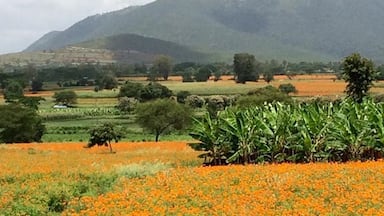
0;0;156;54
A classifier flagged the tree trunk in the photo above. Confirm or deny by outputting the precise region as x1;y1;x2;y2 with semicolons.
155;132;160;142
108;142;113;153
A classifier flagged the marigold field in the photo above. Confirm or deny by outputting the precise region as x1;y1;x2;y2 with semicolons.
1;142;384;215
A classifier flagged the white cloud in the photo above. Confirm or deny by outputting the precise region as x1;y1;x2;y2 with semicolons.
0;0;156;54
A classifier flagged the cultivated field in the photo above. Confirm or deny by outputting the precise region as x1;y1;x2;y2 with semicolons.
2;74;384;215
1;142;384;215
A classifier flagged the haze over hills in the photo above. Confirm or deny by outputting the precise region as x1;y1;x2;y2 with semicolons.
25;0;384;63
0;33;207;66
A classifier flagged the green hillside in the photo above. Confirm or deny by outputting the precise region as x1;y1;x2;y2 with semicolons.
25;0;384;62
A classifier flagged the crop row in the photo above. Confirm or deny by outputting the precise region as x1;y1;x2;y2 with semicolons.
38;107;120;121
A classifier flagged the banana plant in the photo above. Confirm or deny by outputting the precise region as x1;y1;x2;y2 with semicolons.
219;108;273;164
189;112;231;165
328;99;376;161
294;102;334;162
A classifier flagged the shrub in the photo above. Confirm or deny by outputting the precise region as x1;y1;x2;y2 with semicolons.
53;90;77;106
236;86;292;107
116;97;138;113
118;82;144;99
139;82;173;102
278;83;297;94
205;95;228;116
176;91;191;104
185;95;205;108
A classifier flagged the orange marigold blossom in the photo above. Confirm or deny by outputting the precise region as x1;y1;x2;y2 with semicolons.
1;142;384;215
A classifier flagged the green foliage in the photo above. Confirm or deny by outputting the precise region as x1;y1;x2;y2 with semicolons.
18;96;45;110
181;67;195;82
116;97;138;113
233;53;259;83
31;79;43;92
342;53;376;103
152;55;173;81
176;91;191;104
236;86;292;107
115;162;172;179
4;80;24;102
278;83;297;94
118;82;144;99
195;65;212;82
96;73;118;90
190;99;384;165
53;90;77;105
263;71;274;83
185;95;205;108
86;123;123;153
135;99;192;142
0;104;45;143
140;82;173;102
205;95;232;117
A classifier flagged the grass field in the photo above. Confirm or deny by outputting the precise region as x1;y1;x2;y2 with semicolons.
1;142;384;215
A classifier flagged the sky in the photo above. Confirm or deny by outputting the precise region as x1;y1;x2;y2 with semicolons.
0;0;156;54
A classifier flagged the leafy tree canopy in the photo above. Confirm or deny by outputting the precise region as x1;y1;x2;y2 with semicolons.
152;55;173;81
4;80;24;103
233;53;259;83
342;53;376;103
86;123;123;153
53;90;77;106
0;104;45;143
140;82;173;102
135;99;192;142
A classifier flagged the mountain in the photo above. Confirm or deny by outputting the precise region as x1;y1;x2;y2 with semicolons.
0;33;208;66
75;33;209;62
25;0;384;62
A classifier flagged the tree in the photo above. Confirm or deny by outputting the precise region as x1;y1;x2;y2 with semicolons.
233;53;258;84
4;80;24;102
19;96;45;110
136;99;192;142
118;82;144;99
134;63;147;74
195;65;213;82
31;79;43;92
0;104;45;143
53;90;77;106
263;70;274;83
152;55;173;81
96;73;118;90
181;67;195;83
140;82;173;102
86;123;123;153
342;53;376;103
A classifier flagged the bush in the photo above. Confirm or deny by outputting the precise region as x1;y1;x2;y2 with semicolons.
53;90;77;105
278;83;297;95
205;95;231;116
116;97;138;113
176;91;191;104
139;82;173;102
185;95;205;108
118;82;144;99
236;86;292;107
